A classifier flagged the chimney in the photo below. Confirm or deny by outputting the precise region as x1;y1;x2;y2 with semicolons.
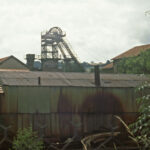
26;54;35;70
94;65;100;86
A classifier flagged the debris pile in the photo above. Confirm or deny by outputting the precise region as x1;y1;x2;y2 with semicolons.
45;116;139;150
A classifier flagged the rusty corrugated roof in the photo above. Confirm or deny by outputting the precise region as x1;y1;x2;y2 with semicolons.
0;71;148;88
112;44;150;60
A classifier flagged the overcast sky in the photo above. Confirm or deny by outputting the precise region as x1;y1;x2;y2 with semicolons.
0;0;150;63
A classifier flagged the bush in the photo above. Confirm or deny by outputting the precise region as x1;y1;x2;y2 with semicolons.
130;82;150;149
11;127;44;150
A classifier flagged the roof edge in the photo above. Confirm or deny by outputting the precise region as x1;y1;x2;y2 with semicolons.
112;46;137;60
112;44;150;60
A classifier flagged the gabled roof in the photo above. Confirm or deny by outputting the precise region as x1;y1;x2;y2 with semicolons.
112;44;150;60
0;55;28;69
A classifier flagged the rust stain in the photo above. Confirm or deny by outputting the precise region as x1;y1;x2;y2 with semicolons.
58;94;72;113
58;93;73;138
81;91;124;114
57;90;127;137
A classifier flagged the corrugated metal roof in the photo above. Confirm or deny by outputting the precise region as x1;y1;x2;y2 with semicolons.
0;71;149;87
0;69;29;72
112;44;150;60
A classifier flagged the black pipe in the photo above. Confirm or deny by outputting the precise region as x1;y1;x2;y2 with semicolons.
94;65;100;86
38;77;41;85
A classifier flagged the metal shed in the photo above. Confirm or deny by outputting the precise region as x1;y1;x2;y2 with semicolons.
0;71;148;139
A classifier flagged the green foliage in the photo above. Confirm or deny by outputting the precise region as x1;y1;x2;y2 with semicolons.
130;82;150;149
117;49;150;74
11;127;44;150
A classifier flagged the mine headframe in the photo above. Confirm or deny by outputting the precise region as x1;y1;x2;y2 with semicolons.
41;27;84;71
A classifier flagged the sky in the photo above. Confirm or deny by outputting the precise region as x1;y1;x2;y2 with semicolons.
0;0;150;63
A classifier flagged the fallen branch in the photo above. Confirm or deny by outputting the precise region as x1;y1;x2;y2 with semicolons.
81;132;120;150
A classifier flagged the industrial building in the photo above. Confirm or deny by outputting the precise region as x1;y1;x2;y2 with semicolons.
0;70;148;139
0;27;149;149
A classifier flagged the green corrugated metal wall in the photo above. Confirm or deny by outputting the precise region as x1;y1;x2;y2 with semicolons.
0;86;138;138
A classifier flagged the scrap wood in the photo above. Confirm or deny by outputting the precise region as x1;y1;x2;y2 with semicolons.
95;136;112;150
93;137;106;144
114;115;134;136
81;140;88;150
47;135;76;150
82;132;120;143
81;132;120;150
114;115;140;148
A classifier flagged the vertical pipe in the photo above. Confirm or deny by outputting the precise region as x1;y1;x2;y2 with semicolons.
26;54;35;70
38;77;41;85
94;65;100;86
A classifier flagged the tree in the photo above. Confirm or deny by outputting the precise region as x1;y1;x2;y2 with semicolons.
117;49;150;74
